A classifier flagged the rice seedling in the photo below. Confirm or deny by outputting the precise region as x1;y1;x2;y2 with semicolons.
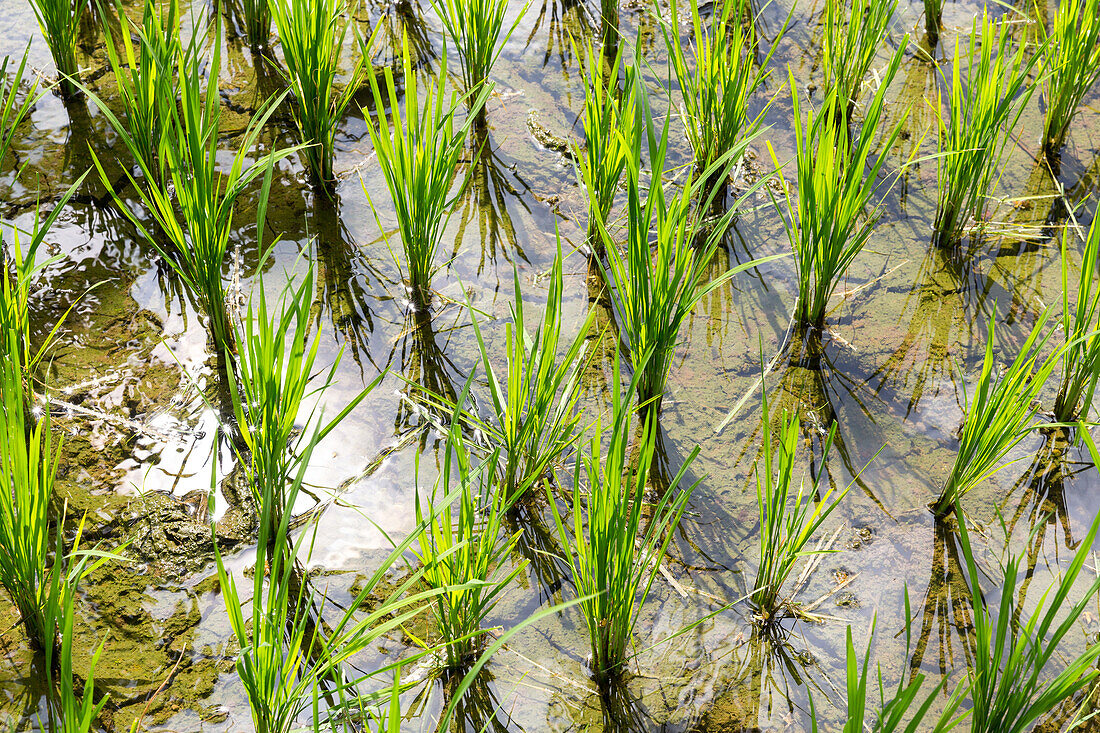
393;306;462;439
596;82;776;416
441;244;594;509
0;47;40;176
1037;0;1100;161
28;0;85;99
769;45;906;334
412;406;527;670
100;0;180;181
956;461;1100;733
217;497;431;733
932;10;1038;248
0;344;61;658
1053;214;1100;423
822;0;897;122
811;617;963;732
1;180;84;414
271;0;369;189
929;310;1062;517
87;26;296;363
1;210;114;676
574;41;637;250
750;390;849;624
217;323;430;733
451;118;520;260
51;563;108;733
363;39;489;312
1;324;92;637
547;356;701;688
660;0;779;198
219;522;326;733
434;0;523;100
218;361;533;733
242;0;272;47
227;264;380;551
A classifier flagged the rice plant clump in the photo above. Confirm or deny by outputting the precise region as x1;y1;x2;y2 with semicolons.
661;0;779;194
597;85;773;416
88;28;296;363
751;394;848;624
364;41;489;312
218;524;322;733
1054;214;1100;422
101;0;180;181
0;261;63;657
0;200;104;670
414;415;527;670
1037;0;1100;160
217;274;428;733
271;0;369;189
548;359;701;688
0;47;40;173
932;10;1037;248
957;476;1100;733
770;44;906;334
435;0;523;99
227;265;379;549
28;0;85;99
217;490;432;733
417;244;591;508
822;0;897;121
596;0;618;49
930;310;1062;517
574;42;637;250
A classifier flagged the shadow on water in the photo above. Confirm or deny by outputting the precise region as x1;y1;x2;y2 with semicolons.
868;243;997;421
451;118;531;287
647;418;745;591
907;517;975;689
998;428;1090;611
689;232;749;359
388;304;462;445
577;252;619;416
437;667;526;733
1063;151;1100;207
506;501;571;607
599;681;657;733
1001;157;1066;247
3;656;51;731
689;626;825;732
892;45;937;217
774;332;892;513
371;0;436;70
60;98;98;176
404;665;528;733
523;0;594;82
306;193;386;378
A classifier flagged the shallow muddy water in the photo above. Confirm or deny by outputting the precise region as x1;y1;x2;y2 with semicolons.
1;0;1100;730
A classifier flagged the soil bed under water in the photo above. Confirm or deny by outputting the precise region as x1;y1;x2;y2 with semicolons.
1;0;1100;730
